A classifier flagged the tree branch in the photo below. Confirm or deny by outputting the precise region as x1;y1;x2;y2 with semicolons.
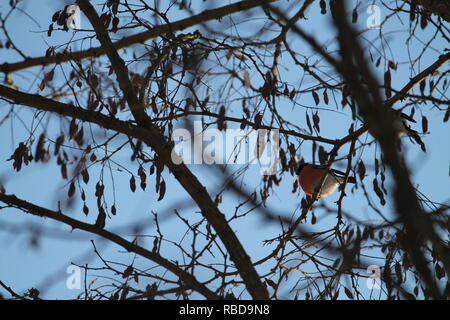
0;84;269;299
0;280;29;300
0;193;219;300
152;110;339;145
412;0;450;22
77;0;148;124
0;0;279;75
329;0;445;299
77;0;268;300
385;52;450;107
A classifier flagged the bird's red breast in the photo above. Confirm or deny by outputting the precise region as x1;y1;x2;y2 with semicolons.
299;165;327;196
297;164;355;198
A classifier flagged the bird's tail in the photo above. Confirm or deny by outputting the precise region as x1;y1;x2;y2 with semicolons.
336;176;356;184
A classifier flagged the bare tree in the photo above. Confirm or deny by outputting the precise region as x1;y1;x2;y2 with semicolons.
0;0;448;300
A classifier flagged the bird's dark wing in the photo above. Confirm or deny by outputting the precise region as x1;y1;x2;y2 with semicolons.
330;169;357;183
329;168;347;176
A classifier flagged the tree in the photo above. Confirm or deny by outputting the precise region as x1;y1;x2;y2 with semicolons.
0;0;448;300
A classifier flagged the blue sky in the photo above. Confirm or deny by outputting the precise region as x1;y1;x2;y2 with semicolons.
0;0;448;299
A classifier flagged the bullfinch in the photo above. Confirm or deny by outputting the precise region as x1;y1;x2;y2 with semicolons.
367;111;413;137
296;163;356;198
368;111;425;151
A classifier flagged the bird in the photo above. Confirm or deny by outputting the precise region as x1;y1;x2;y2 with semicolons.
367;110;426;151
367;111;413;137
296;163;356;198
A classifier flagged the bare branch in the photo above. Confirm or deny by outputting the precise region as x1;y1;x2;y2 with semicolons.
0;83;269;299
0;0;279;75
0;193;219;299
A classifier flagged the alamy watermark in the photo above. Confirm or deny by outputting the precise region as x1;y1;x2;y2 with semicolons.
66;264;81;290
66;4;81;30
366;5;381;30
170;121;280;175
